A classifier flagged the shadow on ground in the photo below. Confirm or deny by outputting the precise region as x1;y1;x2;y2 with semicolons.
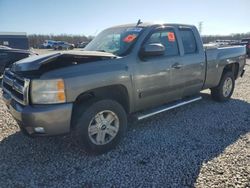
0;93;249;187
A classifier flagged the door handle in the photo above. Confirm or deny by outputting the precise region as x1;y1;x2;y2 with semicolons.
171;63;182;69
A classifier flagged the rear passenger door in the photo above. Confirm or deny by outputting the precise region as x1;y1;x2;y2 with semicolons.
176;27;206;97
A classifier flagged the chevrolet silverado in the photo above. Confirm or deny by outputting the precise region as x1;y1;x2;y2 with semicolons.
2;22;246;153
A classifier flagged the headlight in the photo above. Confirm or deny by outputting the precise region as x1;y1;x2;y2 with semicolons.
31;79;66;104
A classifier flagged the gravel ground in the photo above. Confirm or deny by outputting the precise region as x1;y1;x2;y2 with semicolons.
0;59;249;188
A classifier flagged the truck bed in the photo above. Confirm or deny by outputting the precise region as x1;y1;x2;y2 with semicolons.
203;45;246;89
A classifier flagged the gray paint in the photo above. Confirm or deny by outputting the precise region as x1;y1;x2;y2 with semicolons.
2;23;247;136
12;50;116;72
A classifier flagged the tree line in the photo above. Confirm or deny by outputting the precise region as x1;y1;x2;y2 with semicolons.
28;34;94;48
202;32;250;44
28;32;250;48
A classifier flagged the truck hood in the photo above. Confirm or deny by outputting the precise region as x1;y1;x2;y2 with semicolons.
11;50;117;72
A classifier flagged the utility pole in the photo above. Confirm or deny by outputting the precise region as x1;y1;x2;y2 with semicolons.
198;21;203;35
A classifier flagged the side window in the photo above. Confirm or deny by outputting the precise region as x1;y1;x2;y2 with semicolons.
146;29;179;56
179;28;197;54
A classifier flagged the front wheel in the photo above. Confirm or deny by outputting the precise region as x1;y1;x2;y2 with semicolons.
211;72;235;102
74;99;127;154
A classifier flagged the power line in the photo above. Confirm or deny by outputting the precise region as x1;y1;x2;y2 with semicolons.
198;21;203;35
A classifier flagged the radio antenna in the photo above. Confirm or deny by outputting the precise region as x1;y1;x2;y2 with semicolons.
136;19;143;26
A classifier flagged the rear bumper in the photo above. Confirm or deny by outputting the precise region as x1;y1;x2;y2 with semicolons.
3;92;73;136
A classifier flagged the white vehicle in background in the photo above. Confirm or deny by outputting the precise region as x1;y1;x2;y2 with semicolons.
53;41;74;50
42;40;57;49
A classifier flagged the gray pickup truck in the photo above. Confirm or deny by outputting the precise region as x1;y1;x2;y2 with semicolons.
2;23;246;153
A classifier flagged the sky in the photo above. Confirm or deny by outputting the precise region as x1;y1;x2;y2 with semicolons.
0;0;249;36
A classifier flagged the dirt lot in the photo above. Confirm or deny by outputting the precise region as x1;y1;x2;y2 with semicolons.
0;57;249;187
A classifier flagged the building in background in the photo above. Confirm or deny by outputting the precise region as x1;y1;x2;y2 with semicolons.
0;32;29;50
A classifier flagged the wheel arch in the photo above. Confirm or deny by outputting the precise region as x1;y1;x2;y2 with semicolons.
71;84;130;129
222;62;239;80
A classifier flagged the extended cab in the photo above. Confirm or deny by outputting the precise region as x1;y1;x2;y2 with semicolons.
2;23;246;153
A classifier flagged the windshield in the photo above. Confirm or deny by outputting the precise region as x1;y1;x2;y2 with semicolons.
85;26;144;56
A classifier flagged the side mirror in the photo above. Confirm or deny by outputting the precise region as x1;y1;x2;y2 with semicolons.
141;43;165;56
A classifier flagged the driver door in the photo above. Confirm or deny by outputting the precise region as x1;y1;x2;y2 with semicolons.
133;27;182;111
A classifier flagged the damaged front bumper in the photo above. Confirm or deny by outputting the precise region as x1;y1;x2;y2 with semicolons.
3;92;73;136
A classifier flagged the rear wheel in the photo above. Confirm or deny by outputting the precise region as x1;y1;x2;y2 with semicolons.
211;72;235;102
74;99;127;154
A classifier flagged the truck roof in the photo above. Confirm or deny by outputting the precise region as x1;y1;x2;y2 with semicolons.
108;22;196;29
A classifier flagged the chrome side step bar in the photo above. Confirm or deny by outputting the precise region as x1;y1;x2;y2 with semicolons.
136;96;202;120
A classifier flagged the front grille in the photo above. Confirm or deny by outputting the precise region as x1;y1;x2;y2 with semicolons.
2;69;30;105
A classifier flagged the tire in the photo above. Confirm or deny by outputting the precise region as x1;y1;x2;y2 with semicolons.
211;72;235;102
73;99;127;154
